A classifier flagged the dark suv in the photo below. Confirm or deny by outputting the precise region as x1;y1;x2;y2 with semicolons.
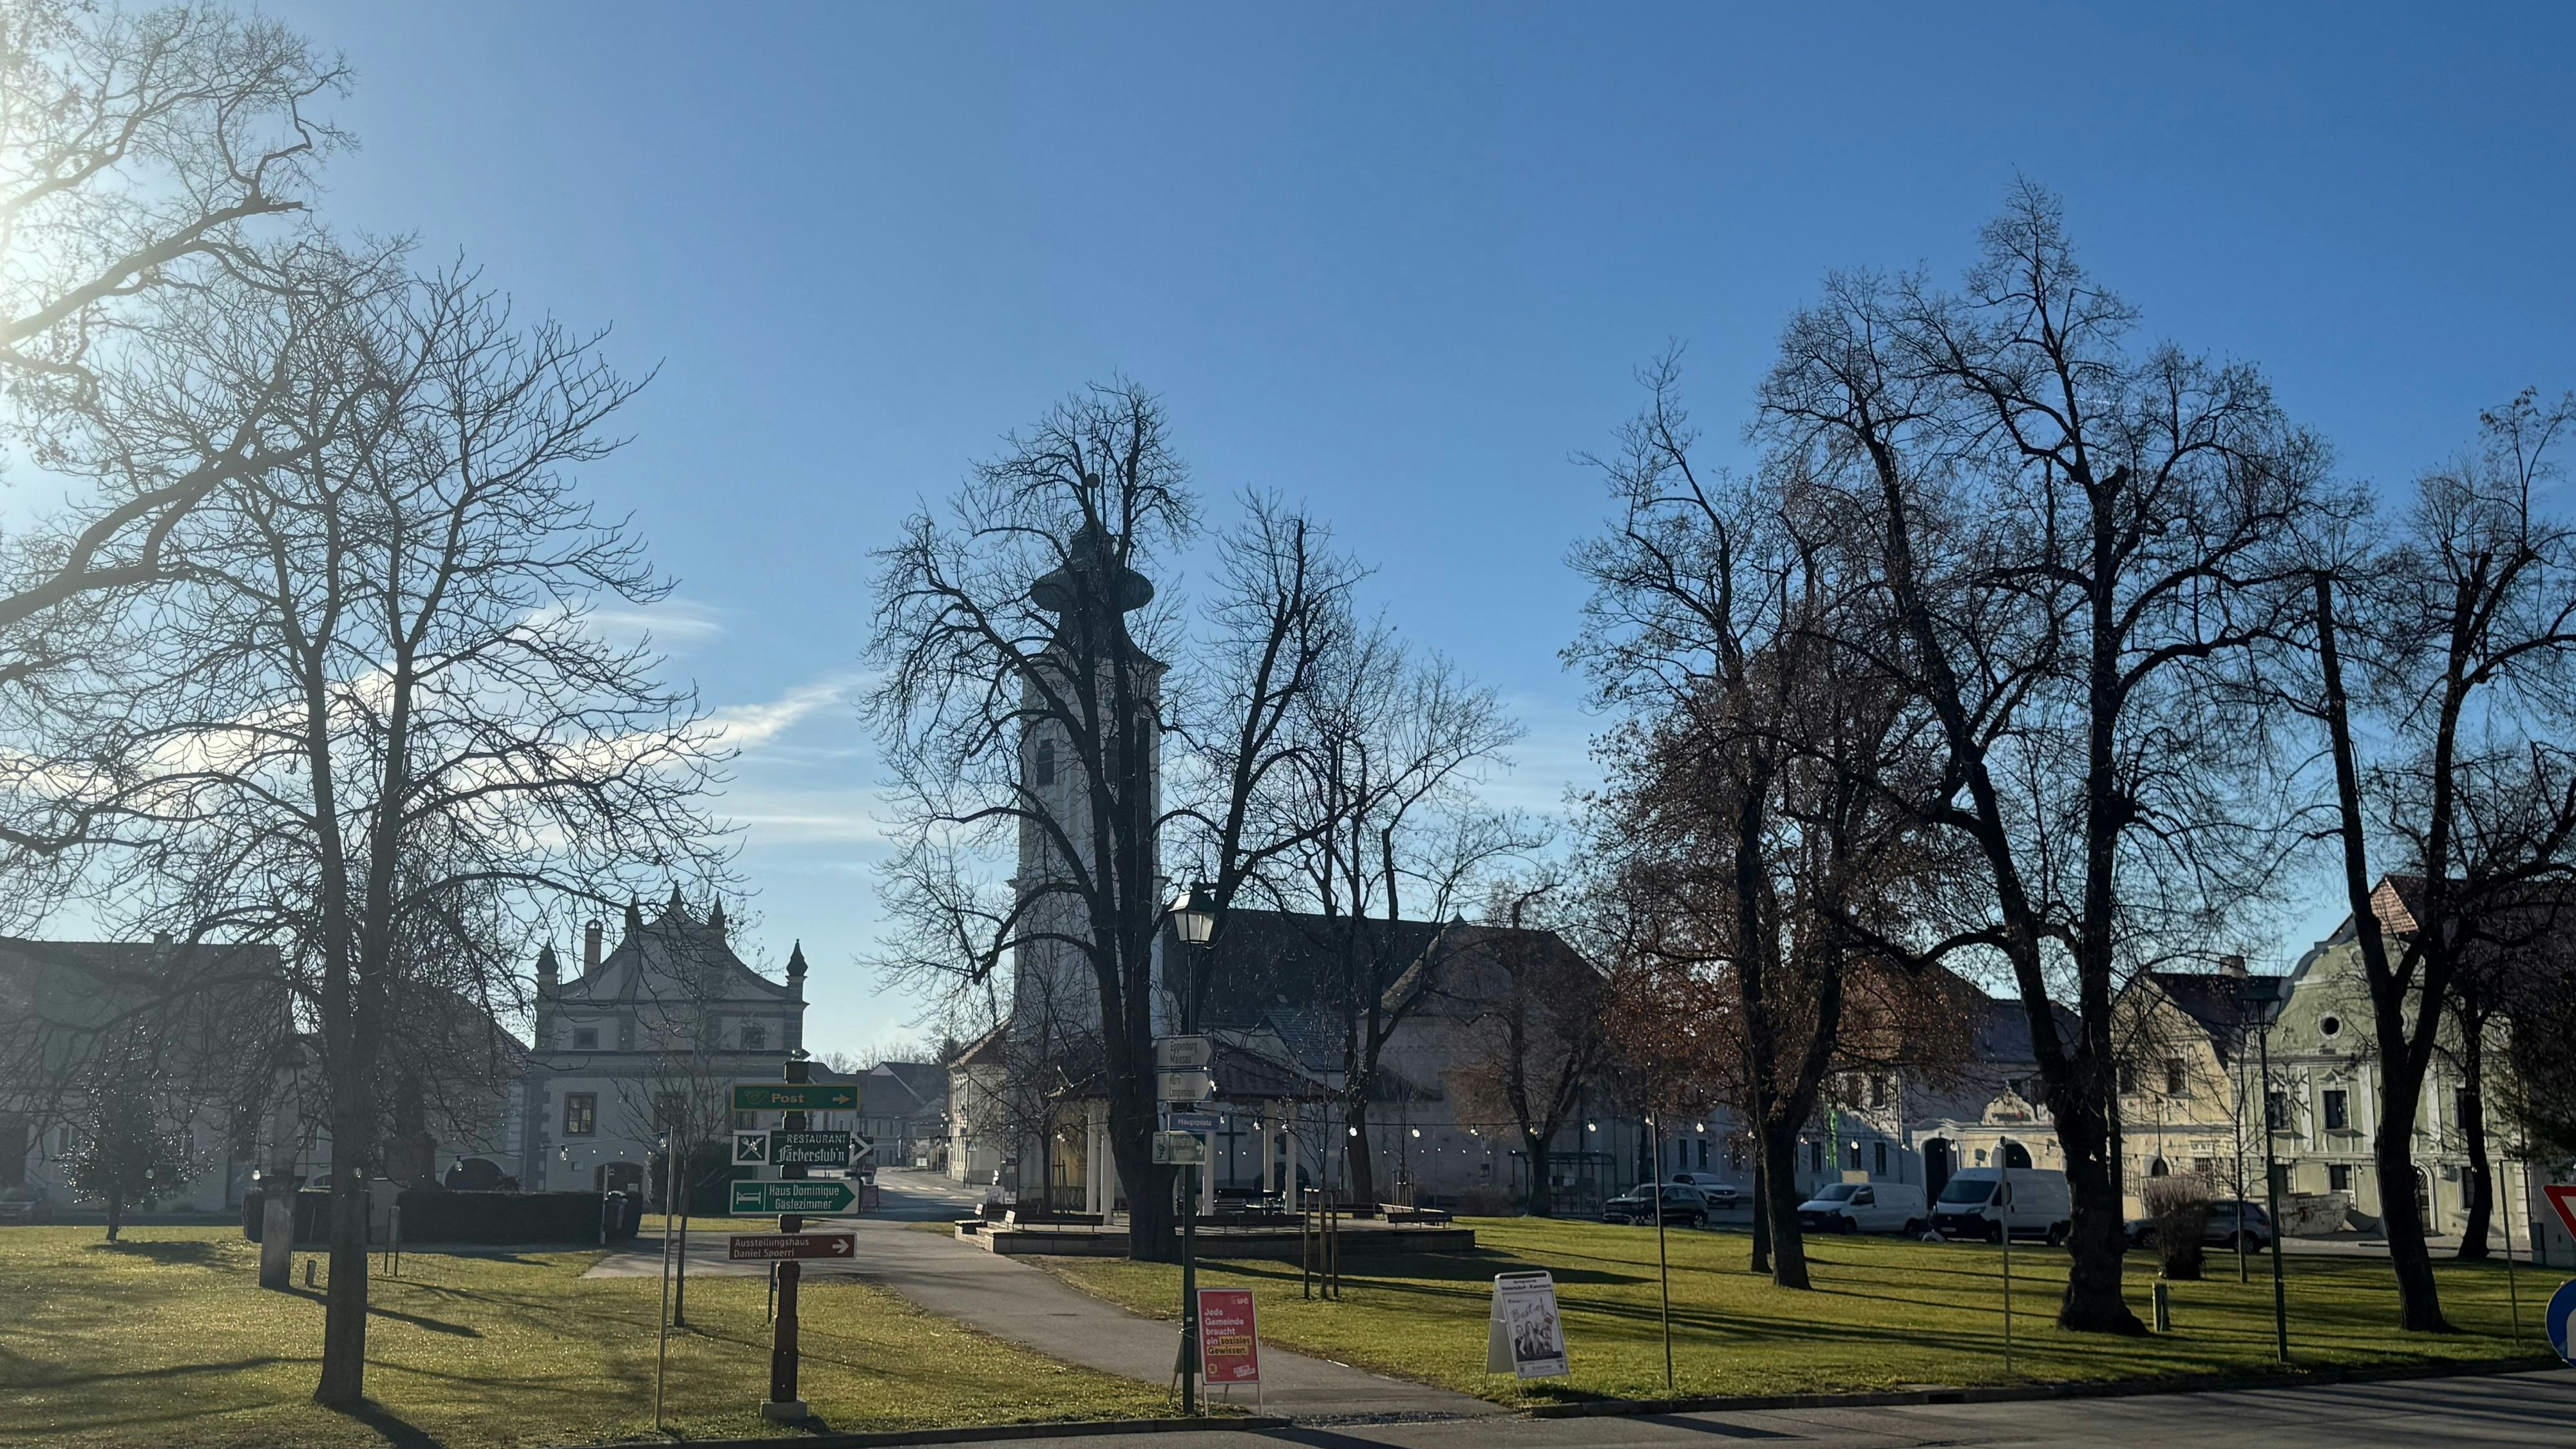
1602;1184;1710;1228
2126;1198;2273;1251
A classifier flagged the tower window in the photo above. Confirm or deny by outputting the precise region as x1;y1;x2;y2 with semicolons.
741;1023;768;1051
563;1094;596;1137
1034;739;1055;787
571;1027;598;1051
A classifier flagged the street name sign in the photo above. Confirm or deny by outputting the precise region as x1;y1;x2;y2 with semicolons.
1153;1130;1208;1165
1156;1035;1213;1070
772;1130;853;1166
732;1130;772;1166
732;1081;859;1112
1158;1068;1215;1104
726;1232;856;1262
731;1180;856;1215
1164;1109;1220;1133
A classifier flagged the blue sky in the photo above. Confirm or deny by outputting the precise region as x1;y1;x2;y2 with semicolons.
227;3;2574;1051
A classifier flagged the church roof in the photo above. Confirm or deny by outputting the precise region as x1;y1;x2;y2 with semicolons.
549;891;790;1007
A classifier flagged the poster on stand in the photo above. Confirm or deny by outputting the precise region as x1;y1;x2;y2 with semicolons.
1198;1289;1262;1386
1486;1271;1568;1378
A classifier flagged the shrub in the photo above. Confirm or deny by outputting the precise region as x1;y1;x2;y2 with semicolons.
2141;1178;2211;1280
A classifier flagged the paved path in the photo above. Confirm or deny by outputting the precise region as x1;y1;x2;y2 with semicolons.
588;1168;1499;1420
906;1369;2576;1448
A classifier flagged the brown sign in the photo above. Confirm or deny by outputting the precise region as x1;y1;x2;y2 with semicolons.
726;1232;857;1262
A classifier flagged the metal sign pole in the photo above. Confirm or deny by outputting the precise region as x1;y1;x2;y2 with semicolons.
763;1056;813;1423
1652;1117;1672;1394
656;1133;676;1430
1999;1138;2012;1378
2259;1014;2289;1363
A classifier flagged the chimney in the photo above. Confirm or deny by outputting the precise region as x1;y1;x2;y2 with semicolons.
583;920;603;972
2219;954;2248;979
535;942;561;992
153;929;174;946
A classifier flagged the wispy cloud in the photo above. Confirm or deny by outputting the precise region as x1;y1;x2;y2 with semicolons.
706;672;864;752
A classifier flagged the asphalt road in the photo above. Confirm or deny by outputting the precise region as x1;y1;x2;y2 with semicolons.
974;1370;2574;1448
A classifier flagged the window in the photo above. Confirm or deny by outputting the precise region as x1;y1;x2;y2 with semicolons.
1034;738;1055;787
2327;1163;2351;1192
1853;1187;1875;1206
563;1093;597;1137
2118;1063;2139;1095
571;1027;598;1051
2319;1014;2342;1039
2266;1090;2287;1131
2164;1059;2189;1097
1727;1137;1744;1171
1870;1075;1889;1109
741;1022;768;1051
1873;1141;1888;1177
1696;1139;1709;1170
1809;1140;1824;1172
2454;1089;2476;1133
2323;1089;2349;1132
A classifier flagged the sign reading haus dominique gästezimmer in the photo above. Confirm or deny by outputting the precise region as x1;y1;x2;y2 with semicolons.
732;1180;856;1215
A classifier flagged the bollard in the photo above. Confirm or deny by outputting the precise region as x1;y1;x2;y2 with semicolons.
2152;1279;2172;1332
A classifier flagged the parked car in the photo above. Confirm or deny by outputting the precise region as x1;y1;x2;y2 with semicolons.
1928;1167;2073;1244
1665;1172;1745;1209
2126;1198;2273;1251
1602;1183;1710;1227
1795;1181;1928;1235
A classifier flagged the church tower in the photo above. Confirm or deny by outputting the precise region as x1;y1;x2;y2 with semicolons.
1011;520;1164;1046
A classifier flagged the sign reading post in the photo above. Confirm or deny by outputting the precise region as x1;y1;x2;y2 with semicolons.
732;1082;858;1112
1486;1271;1569;1379
1197;1289;1262;1388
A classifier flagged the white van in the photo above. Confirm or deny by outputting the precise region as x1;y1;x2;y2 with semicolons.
1794;1181;1927;1235
1929;1168;2071;1244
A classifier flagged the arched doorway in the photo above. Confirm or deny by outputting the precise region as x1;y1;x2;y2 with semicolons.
2003;1141;2033;1170
1924;1139;1954;1200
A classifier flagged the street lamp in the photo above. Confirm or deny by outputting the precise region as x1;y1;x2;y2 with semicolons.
2240;973;2291;1363
1165;881;1217;1416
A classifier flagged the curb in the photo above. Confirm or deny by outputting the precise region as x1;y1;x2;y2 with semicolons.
580;1416;1293;1449
1519;1351;2565;1419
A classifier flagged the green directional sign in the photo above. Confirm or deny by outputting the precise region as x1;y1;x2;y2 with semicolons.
732;1081;859;1112
731;1179;857;1215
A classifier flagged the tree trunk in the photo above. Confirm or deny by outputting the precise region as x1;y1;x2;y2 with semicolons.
1112;1067;1176;1263
2456;1045;2492;1262
1757;1122;1810;1289
1342;1097;1376;1206
2373;1067;2453;1330
314;1162;372;1403
1523;1135;1552;1217
104;1193;122;1244
2048;1080;2143;1334
1750;1150;1770;1276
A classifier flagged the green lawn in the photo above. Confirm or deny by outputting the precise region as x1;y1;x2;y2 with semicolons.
0;1226;1171;1449
1039;1217;2557;1406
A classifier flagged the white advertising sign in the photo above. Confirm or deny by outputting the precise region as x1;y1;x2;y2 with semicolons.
1486;1271;1569;1379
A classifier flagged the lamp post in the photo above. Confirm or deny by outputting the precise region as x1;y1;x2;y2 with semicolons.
2244;974;2290;1363
1168;883;1217;1416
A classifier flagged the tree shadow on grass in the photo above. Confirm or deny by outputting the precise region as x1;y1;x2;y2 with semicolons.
325;1399;450;1449
85;1239;223;1267
278;1286;483;1338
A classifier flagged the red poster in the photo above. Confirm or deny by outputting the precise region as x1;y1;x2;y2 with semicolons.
1197;1289;1260;1385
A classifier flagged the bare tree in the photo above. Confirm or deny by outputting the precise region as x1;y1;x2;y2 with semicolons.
867;383;1208;1258
1571;354;1956;1287
1754;184;2330;1331
37;258;726;1403
1265;625;1533;1205
0;2;348;699
1440;875;1612;1217
2295;389;2576;1328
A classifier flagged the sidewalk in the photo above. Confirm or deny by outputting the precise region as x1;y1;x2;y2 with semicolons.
591;1168;1499;1421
